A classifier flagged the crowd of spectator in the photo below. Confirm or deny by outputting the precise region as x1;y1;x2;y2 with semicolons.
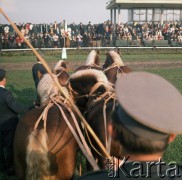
0;20;182;49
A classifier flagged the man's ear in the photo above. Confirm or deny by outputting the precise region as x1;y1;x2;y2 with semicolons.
3;77;6;83
168;134;176;143
108;122;117;140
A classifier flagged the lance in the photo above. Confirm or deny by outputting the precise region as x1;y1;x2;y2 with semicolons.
0;8;110;159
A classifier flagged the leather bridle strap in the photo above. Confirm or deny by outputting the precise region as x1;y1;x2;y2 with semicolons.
50;96;100;171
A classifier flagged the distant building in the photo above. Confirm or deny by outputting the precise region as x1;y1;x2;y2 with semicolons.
106;0;182;24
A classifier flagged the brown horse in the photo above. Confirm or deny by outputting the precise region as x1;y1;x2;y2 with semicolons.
70;50;102;114
103;50;132;84
69;68;122;169
14;66;78;179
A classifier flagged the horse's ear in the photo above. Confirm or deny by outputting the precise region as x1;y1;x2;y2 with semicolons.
117;49;120;55
114;48;120;55
62;61;67;69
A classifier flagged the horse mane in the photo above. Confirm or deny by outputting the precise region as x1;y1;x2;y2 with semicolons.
70;69;113;90
109;50;124;66
85;50;98;66
37;74;68;107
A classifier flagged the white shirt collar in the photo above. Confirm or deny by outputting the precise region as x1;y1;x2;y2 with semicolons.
0;85;5;88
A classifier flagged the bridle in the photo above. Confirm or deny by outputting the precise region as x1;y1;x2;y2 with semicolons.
103;62;125;74
53;66;67;77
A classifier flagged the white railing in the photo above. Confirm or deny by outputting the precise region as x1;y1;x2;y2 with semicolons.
1;46;182;52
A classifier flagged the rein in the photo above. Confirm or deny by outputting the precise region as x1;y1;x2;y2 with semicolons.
53;66;67;77
85;82;116;156
103;63;124;74
68;82;90;101
33;94;100;170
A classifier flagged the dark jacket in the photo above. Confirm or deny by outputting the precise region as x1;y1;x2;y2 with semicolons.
0;87;29;130
32;62;47;89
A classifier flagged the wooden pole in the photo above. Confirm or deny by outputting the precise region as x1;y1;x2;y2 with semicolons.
0;8;110;159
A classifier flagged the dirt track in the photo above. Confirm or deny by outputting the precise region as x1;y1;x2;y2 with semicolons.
1;61;182;71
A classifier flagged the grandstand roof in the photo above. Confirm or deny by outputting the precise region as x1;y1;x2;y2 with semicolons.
106;0;182;9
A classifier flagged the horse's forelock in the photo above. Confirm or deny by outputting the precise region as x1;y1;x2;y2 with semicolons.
109;50;124;66
70;69;112;89
85;50;97;65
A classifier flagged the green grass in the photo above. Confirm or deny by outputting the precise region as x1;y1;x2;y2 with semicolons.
6;70;36;104
1;52;182;63
0;52;182;178
141;68;182;93
122;53;182;62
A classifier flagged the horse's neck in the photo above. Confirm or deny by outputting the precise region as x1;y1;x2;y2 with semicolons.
107;68;117;83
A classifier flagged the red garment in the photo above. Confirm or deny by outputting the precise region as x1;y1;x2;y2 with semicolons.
26;23;30;30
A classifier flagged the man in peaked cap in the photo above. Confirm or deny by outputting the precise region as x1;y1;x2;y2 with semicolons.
0;69;33;177
78;71;182;180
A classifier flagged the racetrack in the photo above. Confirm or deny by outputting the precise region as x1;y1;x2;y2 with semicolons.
1;60;182;71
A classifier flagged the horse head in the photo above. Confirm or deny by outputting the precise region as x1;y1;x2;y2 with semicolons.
70;68;120;169
37;73;69;107
75;50;102;71
53;60;70;87
103;50;132;84
103;50;124;69
69;69;112;113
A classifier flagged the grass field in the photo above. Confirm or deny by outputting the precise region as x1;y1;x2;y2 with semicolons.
0;51;182;178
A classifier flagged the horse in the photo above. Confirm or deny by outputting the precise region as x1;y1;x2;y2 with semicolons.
75;50;102;72
69;50;102;114
69;68;122;170
103;50;132;84
13;66;78;179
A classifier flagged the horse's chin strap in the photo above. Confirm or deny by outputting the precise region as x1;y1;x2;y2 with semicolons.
89;81;114;96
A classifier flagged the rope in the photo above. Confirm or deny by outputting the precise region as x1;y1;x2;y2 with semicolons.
103;63;120;73
85;127;104;158
50;96;99;170
33;94;99;170
86;85;116;157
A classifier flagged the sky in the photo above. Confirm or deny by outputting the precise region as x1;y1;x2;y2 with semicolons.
0;0;127;25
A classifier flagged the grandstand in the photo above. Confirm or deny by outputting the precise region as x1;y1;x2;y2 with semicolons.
106;0;182;25
0;0;182;49
106;0;182;47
